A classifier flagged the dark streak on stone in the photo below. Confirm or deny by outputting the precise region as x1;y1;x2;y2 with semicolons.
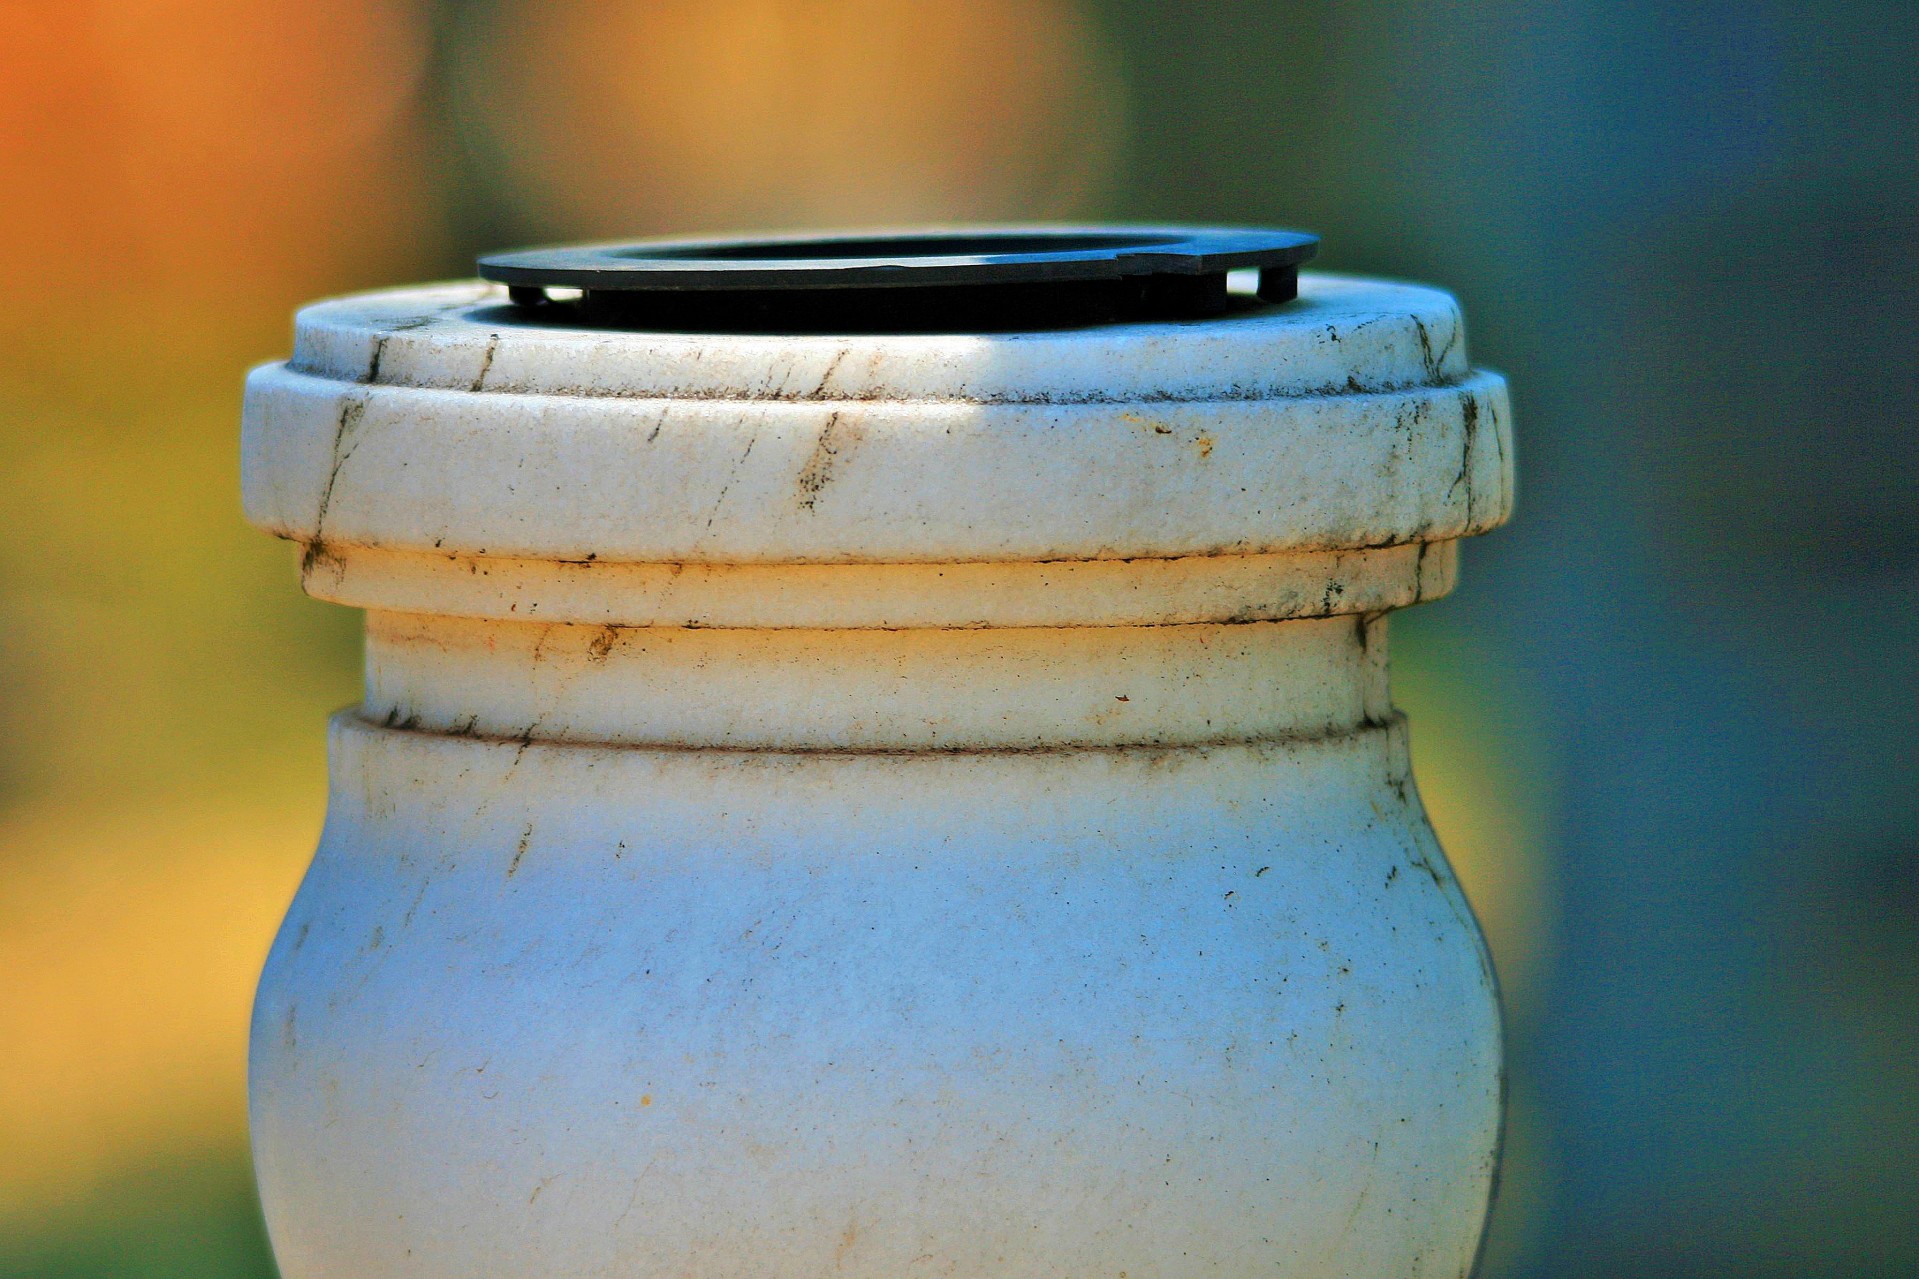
810;350;847;398
401;879;429;929
1411;317;1436;382
301;392;370;576
435;376;1465;407
357;715;1400;759
1451;390;1480;526
1487;395;1508;520
702;435;758;531
797;412;846;511
586;625;621;663
1433;316;1459;372
471;335;499;392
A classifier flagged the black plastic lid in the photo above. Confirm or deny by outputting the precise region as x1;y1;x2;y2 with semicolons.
477;226;1318;333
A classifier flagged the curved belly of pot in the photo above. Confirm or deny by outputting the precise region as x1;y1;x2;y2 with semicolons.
250;716;1502;1279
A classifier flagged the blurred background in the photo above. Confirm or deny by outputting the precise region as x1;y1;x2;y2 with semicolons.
0;1;1913;1275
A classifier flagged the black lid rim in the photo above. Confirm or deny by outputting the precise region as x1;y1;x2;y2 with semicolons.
478;224;1319;293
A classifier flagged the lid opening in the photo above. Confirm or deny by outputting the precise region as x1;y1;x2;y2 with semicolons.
478;225;1317;333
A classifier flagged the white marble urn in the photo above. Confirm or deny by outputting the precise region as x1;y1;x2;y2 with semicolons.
241;238;1513;1279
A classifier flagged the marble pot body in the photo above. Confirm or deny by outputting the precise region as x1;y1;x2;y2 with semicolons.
241;274;1515;1278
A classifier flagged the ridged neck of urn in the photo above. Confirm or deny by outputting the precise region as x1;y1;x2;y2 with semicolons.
361;610;1395;752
